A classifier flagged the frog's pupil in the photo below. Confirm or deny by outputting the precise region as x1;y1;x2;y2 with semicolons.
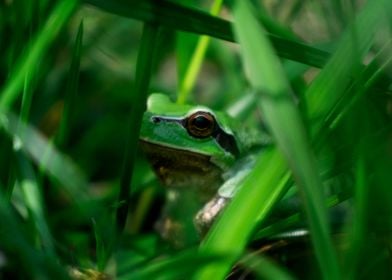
185;112;215;138
192;116;210;130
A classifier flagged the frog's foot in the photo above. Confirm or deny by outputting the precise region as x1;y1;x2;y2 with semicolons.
194;195;230;235
155;216;189;248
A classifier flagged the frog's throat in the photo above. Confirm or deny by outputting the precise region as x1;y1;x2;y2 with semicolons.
139;138;232;170
139;139;224;196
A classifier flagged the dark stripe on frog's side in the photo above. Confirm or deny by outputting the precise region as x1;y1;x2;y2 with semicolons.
151;115;240;157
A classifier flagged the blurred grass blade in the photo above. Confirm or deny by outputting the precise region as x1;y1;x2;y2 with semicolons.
20;55;35;122
254;213;302;240
226;90;258;120
306;0;392;132
11;9;58;258
343;155;367;280
116;23;159;233
0;112;89;201
176;0;223;104
0;0;78;111
238;252;295;280
0;190;68;279
231;1;339;279
327;39;392;130
250;0;298;41
16;152;55;256
129;186;155;234
254;190;350;240
120;249;226;280
84;0;331;68
57;20;84;147
92;218;107;271
197;148;290;280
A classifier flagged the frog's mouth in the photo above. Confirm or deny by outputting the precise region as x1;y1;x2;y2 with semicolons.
139;140;223;197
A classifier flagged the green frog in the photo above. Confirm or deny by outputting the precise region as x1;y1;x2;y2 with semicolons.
140;93;264;246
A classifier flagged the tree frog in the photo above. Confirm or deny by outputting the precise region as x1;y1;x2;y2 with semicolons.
140;93;263;246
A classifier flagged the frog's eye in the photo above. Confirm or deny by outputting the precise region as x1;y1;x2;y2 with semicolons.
186;112;216;138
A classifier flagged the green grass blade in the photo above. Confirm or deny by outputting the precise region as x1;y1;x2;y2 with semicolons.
343;155;367;280
197;148;290;279
306;0;392;132
0;112;89;201
20;54;34;122
0;0;78;111
327;39;392;130
0;190;68;279
56;20;84;147
120;249;224;280
116;23;159;233
84;0;331;68
250;1;298;41
129;186;155;234
92;218;107;271
176;0;223;105
9;7;58;258
231;1;339;279
238;252;295;280
254;190;350;241
16;152;56;257
254;213;302;240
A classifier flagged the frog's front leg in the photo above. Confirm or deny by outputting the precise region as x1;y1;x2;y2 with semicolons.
194;195;230;235
194;158;255;235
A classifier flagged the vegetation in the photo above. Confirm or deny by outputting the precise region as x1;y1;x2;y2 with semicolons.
1;0;392;279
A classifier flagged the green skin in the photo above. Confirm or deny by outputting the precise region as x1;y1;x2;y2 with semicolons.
140;93;254;246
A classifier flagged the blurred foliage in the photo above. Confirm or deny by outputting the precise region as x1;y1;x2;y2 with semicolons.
1;0;392;279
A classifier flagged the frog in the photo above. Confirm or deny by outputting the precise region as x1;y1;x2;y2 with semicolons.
139;93;264;246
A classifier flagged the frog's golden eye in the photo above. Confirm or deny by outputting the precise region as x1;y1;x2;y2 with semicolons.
186;112;216;138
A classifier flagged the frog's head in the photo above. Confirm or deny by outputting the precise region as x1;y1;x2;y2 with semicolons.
140;93;242;192
140;93;241;167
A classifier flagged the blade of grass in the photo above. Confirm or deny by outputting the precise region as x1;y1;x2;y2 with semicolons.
10;6;57;259
56;20;84;147
226;90;258;119
0;112;90;201
238;252;295;280
306;0;392;133
0;0;78;111
176;0;223;105
254;190;351;240
232;1;339;279
211;2;392;279
15;152;56;256
129;186;155;234
20;55;35;122
254;213;302;240
250;0;298;41
343;155;367;280
116;23;159;234
0;189;68;279
92;218;107;271
327;39;392;130
119;248;226;280
84;0;331;68
197;148;290;279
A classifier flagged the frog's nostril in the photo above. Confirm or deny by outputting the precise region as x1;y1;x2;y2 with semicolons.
151;116;161;123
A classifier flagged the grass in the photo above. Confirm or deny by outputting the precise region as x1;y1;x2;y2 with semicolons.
1;0;392;279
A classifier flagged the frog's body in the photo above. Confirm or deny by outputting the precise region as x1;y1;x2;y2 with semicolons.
140;93;261;246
